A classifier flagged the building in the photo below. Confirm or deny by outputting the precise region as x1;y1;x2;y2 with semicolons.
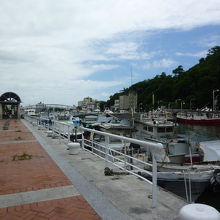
129;92;138;112
77;97;99;112
119;95;129;110
35;102;46;113
118;92;137;112
113;99;120;112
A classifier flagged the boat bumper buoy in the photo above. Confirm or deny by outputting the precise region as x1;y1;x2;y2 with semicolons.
179;203;220;220
67;142;80;155
46;130;53;137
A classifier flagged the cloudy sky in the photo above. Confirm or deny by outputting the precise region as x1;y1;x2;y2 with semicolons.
1;0;220;106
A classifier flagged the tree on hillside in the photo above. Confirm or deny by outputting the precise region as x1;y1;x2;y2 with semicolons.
207;46;220;56
172;65;184;77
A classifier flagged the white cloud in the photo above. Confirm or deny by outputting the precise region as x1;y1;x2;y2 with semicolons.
199;34;220;48
143;58;176;69
176;50;207;58
0;76;126;105
0;0;220;105
90;64;119;71
104;41;152;60
106;42;138;55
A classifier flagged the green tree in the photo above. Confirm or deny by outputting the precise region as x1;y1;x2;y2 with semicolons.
172;65;184;77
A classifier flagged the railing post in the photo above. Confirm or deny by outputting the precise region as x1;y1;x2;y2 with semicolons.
122;140;126;167
39;116;41;129
152;154;157;208
58;124;61;144
68;125;70;143
91;132;94;153
52;120;54;135
105;135;109;167
81;130;84;149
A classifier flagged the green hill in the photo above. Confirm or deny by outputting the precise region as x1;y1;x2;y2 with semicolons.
106;46;220;111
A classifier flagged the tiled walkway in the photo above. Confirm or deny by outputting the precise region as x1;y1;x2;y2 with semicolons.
0;120;101;220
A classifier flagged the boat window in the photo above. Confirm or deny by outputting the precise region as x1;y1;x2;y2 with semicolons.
166;127;173;132
148;126;153;132
143;126;148;131
109;138;119;143
177;139;186;143
158;127;166;133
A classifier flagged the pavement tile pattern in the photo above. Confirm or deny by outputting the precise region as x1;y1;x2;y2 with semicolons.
0;120;101;220
0;196;101;220
0;120;72;195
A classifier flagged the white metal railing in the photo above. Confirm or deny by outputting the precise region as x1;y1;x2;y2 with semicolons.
24;115;164;208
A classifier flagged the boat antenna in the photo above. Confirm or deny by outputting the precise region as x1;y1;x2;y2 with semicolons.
130;64;135;127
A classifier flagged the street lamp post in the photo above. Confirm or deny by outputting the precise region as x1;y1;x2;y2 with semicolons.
152;93;155;110
216;95;220;111
189;99;195;110
213;89;219;111
139;103;143;113
181;101;185;113
175;99;183;112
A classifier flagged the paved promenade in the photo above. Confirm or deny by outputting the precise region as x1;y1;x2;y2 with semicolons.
0;120;100;220
0;119;187;220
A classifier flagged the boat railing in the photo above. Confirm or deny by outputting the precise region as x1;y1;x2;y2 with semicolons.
24;115;164;208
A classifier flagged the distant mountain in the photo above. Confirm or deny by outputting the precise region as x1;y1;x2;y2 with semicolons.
106;46;220;111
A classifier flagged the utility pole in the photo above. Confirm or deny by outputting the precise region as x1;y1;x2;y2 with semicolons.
152;93;155;110
213;89;219;111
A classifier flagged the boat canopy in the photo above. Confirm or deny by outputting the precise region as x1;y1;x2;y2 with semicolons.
200;140;220;162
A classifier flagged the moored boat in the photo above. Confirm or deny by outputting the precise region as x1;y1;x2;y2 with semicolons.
139;167;216;202
134;117;220;201
176;111;220;125
134;118;193;164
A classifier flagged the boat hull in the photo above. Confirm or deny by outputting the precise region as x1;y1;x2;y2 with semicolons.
141;170;213;202
176;117;220;125
157;177;210;201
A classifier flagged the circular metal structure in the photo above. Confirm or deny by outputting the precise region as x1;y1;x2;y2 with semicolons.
0;92;21;104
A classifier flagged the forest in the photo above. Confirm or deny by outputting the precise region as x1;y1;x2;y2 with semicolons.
104;46;220;111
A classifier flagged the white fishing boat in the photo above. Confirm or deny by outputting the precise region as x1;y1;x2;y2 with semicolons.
134;118;196;164
82;115;99;125
90;114;133;137
134;117;220;201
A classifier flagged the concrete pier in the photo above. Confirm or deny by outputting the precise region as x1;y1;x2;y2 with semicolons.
0;119;186;219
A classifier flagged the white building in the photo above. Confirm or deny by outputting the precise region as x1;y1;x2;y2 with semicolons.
78;97;100;112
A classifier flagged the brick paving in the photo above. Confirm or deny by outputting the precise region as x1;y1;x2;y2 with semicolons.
0;120;101;220
0;128;72;195
0;196;100;220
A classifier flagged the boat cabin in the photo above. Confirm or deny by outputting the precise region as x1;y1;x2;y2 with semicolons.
25;109;37;116
138;120;175;140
